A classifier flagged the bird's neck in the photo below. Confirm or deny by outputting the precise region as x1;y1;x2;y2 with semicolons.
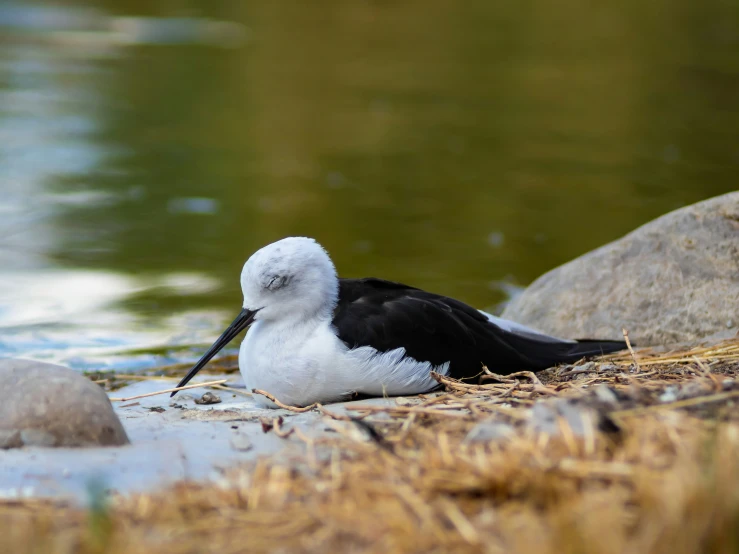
256;308;332;337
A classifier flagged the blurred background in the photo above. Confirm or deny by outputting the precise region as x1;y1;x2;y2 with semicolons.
1;0;738;370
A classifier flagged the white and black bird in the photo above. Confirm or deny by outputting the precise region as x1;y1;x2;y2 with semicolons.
173;237;626;407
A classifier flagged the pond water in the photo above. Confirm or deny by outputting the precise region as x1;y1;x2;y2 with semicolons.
1;0;738;371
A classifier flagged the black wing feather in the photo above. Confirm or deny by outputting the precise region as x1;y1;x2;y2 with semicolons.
333;278;626;379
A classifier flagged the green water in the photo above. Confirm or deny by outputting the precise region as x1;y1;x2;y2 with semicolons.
1;0;738;369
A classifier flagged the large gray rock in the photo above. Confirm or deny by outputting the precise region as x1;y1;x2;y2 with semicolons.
0;359;129;448
503;192;739;346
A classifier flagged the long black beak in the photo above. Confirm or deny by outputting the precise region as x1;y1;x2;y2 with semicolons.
171;308;258;397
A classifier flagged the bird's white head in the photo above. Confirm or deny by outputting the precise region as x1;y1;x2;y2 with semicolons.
171;237;338;395
240;237;339;323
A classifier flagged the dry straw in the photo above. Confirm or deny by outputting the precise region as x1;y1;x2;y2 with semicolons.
2;338;739;554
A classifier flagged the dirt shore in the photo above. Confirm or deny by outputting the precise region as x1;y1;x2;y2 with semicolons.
2;339;739;554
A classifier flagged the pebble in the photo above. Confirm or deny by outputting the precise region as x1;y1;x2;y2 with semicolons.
464;421;515;443
195;392;222;405
593;385;619;405
529;398;619;436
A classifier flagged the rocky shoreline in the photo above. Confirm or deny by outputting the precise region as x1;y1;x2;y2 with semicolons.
1;337;738;553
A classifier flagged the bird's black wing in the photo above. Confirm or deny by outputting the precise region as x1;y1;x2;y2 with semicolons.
333;278;626;379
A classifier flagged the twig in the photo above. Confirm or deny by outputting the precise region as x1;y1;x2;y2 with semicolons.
611;355;739;368
391;413;418;442
251;389;318;412
317;404;355;421
273;417;294;438
432;371;556;397
560;366;595;377
293;427;319;469
499;382;519;398
612;389;739;419
432;373;490;391
693;356;722;390
622;328;640;371
635;371;657;379
439;497;481;545
556;458;636;479
109;379;228;402
464;400;486;416
492;370;545;387
210;384;253;398
475;403;530;421
417;394;455;408
348;405;472;419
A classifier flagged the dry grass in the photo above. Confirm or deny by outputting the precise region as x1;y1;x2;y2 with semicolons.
3;339;739;554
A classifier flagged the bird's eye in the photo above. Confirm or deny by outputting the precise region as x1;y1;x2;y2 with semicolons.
266;275;289;290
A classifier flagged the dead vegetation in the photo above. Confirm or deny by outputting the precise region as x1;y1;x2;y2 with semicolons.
3;339;739;554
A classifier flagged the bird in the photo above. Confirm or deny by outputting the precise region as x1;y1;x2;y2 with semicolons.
172;237;627;407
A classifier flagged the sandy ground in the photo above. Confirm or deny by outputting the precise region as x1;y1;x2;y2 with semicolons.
0;375;404;501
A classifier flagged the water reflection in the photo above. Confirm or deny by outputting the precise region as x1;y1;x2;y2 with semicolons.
0;1;737;369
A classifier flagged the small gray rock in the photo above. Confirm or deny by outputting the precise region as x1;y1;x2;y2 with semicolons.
503;192;739;346
562;361;598;376
194;392;222;405
528;398;618;437
529;400;590;436
0;360;129;449
464;421;515;443
576;361;597;372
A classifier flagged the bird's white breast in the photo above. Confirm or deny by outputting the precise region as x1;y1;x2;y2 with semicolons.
239;319;448;407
